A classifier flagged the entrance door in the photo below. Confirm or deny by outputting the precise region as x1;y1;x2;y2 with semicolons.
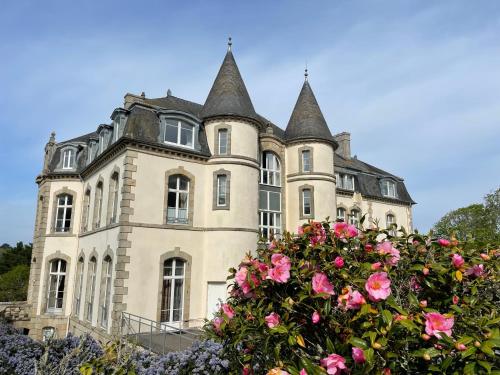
206;282;227;319
160;258;186;328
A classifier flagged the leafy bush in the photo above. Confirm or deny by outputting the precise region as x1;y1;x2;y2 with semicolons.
205;221;500;374
0;264;30;301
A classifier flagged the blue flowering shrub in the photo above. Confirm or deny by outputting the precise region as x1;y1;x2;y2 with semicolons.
0;322;42;375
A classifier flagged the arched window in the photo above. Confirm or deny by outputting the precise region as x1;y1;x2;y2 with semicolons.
82;189;91;232
73;257;84;316
108;172;119;224
337;207;346;222
259;152;282;240
161;258;186;324
93;182;103;229
100;256;113;328
349;209;360;227
386;214;397;236
47;259;67;313
62;149;75;169
260;151;281;186
55;194;73;232
167;175;190;224
86;257;97;321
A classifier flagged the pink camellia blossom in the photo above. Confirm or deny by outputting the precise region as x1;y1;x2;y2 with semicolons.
338;287;366;310
452;295;459;305
365;272;391;302
267;241;277;250
320;353;347;375
312;311;320;324
310;222;327;246
235;266;260;295
221;303;235;319
410;276;422;292
451;254;465;269
480;253;490;261
456;343;467;351
377;241;400;266
265;312;280;328
334;256;345;268
437;238;451;247
333;222;358;240
419;300;428;308
268;264;291;283
299;369;308;375
312;272;335;298
352;347;366;364
365;243;374;252
464;264;484;277
212;317;224;333
266;368;290;375
424;312;454;338
298;226;305;236
271;254;291;267
371;262;382;271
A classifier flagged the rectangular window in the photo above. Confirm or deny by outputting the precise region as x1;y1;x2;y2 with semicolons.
62;149;74;169
218;129;228;155
86;260;97;321
55;194;73;232
217;175;227;206
100;259;112;328
74;259;84;316
47;259;66;313
381;181;396;198
259;189;282;240
336;173;354;190
302;189;311;215
302;150;311;172
165;121;178;143
180;123;193;147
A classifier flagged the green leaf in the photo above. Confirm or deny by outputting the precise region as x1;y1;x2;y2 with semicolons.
386;296;408;315
364;348;374;364
464;362;476;375
461;346;477;358
326;337;335;353
480;341;495;357
398;319;419;332
349;337;368;349
324;298;331;315
382;309;393;327
478;360;492;374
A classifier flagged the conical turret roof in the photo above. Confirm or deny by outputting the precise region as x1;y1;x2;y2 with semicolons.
201;49;257;121
285;80;335;144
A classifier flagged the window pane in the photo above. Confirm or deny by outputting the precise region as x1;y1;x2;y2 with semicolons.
303;189;311;215
167;192;176;208
165;122;178;143
178;193;188;209
175;261;184;276
345;176;354;190
179;177;189;191
217;175;227;205
259;190;268;210
218;129;227;154
180;123;193;146
302;151;310;172
269;192;280;211
60;260;66;273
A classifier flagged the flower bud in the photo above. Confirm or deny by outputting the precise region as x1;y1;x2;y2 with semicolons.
419;300;427;308
422;267;430;276
474;341;481;348
452;295;459;305
480;253;490;261
421;334;431;341
372;342;382;349
455;343;467;351
423;353;431;361
371;262;382;271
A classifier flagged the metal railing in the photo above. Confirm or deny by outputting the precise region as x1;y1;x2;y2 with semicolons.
121;312;204;354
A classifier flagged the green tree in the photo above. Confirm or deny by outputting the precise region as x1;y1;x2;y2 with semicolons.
433;188;500;247
0;241;32;275
0;264;30;301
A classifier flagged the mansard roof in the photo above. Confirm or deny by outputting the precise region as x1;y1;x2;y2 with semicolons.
200;50;258;121
335;153;415;205
285;80;336;145
143;94;203;118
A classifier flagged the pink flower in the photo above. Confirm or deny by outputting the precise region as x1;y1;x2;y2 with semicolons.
221;303;235;319
452;295;459;305
371;262;382;271
437;238;451;247
365;272;391;302
265;312;280;328
312;311;320;324
298;226;305;235
464;264;484;277
267;241;277;250
333;222;358;239
365;243;374;252
212;317;224;333
312;272;335;298
320;353;347;374
235;266;260;294
424;312;454;338
268;264;290;283
419;300;428;308
377;241;400;266
456;343;467;351
267;369;290;375
352;347;366;364
480;253;490;261
310;222;327;246
334;256;344;268
338;287;366;310
451;254;464;269
299;370;308;375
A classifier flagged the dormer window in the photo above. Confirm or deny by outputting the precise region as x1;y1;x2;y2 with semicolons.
62;149;75;169
381;180;396;198
113;115;125;142
164;119;194;148
336;173;355;190
99;132;106;154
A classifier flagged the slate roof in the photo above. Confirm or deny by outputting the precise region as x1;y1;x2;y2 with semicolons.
335;153;415;204
285;80;336;145
143;95;203;118
200;50;258;121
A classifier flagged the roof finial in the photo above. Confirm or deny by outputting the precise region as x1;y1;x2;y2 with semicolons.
49;131;56;143
227;36;232;51
167;89;172;97
304;68;308;82
140;91;146;98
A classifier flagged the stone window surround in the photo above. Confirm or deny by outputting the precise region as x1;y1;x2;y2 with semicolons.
92;176;104;230
50;187;78;235
81;186;92;232
163;167;195;227
212;169;231;210
106;167;121;226
298;146;314;174
348;205;362;225
299;184;315;220
72;252;85;318
336;203;348;221
213;123;232;156
156;248;192;324
98;247;114;330
385;210;397;233
84;250;99;323
41;251;71;316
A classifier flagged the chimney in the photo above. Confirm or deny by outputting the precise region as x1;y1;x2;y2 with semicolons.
123;92;146;109
334;132;351;159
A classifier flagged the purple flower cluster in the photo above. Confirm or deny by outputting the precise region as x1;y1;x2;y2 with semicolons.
0;322;43;375
133;340;229;375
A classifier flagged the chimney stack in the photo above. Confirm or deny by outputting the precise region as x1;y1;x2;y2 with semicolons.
334;132;351;159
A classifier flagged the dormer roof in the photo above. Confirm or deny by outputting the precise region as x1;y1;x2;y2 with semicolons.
285;80;336;146
200;49;257;121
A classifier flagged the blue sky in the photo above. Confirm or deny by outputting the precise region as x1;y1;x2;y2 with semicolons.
1;0;499;245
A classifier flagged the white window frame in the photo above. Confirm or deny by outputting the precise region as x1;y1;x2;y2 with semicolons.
46;259;66;313
109;174;119;224
62;149;74;169
74;258;84;316
82;190;91;232
167;176;190;224
386;214;397;235
381;180;397;198
302;189;312;215
349;209;360;226
161;258;186;324
55;194;73;232
163;120;195;149
336;207;346;221
94;183;103;229
100;257;112;328
336;173;355;190
218;129;228;155
217;175;227;207
302;150;311;172
260;152;281;187
259;190;282;240
86;258;97;322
